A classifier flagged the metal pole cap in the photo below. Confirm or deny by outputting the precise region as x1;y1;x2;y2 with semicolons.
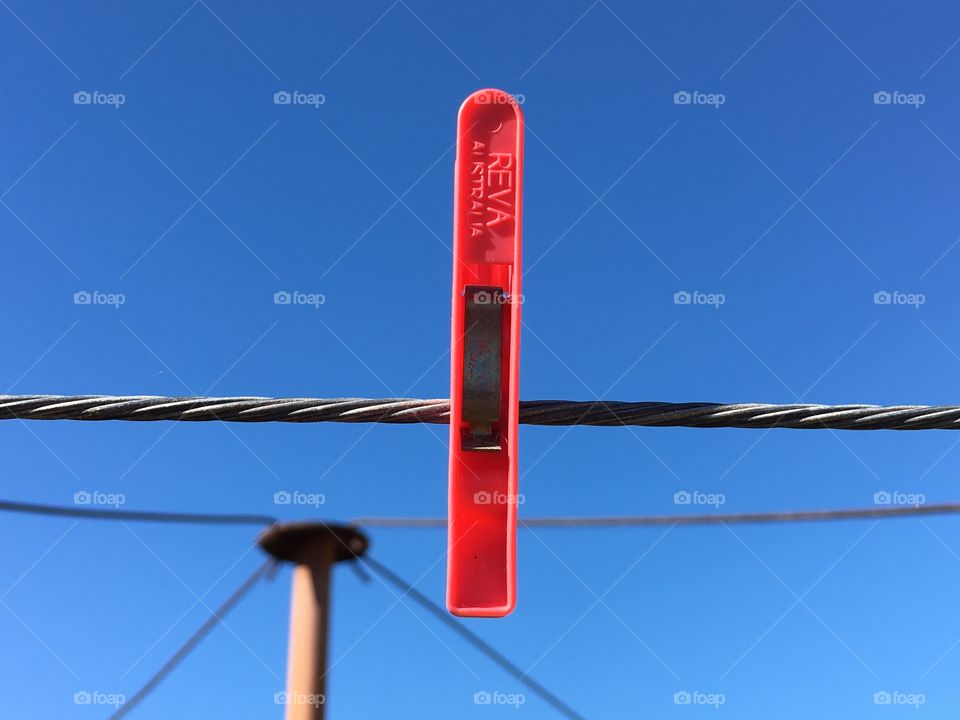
258;521;369;565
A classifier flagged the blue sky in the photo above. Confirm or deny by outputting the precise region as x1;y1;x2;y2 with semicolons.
3;0;960;717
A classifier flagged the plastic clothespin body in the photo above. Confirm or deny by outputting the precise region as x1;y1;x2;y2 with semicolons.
447;90;524;617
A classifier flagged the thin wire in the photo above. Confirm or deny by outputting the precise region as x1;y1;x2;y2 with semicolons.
110;558;276;719
1;496;951;530
5;394;960;430
361;556;585;720
0;498;277;526
354;502;960;528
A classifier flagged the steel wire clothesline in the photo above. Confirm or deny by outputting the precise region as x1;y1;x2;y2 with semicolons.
7;497;954;720
0;499;585;720
5;394;960;430
2;498;954;529
5;388;955;718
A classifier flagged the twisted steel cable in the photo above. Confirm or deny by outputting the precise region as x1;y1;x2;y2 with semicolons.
4;394;960;430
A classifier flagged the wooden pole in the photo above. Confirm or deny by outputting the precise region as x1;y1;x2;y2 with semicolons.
258;522;368;720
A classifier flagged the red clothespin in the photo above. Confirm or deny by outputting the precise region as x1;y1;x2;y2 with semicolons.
447;89;524;617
